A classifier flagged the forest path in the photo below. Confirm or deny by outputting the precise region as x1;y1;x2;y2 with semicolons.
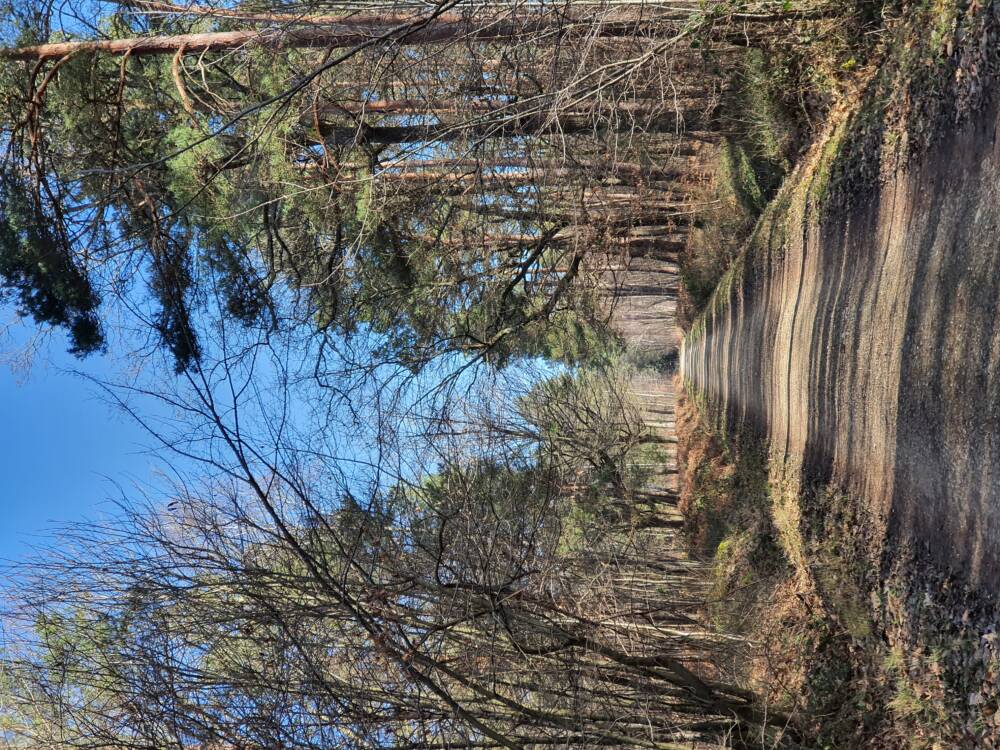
606;243;686;542
629;371;685;544
682;99;1000;591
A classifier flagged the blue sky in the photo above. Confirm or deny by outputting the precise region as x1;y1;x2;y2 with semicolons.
0;312;159;561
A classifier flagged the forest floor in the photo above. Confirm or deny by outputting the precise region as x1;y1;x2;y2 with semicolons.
676;0;1000;745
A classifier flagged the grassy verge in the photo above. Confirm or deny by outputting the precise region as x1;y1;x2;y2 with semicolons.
678;137;765;327
679;1;883;328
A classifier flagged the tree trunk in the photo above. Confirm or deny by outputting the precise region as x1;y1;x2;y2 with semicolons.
2;10;696;61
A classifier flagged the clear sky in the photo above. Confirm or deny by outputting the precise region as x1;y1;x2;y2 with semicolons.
0;310;159;561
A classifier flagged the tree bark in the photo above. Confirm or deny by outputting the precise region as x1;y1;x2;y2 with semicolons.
1;10;695;61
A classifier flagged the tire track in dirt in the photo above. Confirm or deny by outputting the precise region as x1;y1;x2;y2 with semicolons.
682;100;1000;591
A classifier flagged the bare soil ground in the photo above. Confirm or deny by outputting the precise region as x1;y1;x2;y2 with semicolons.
683;96;1000;592
678;2;1000;738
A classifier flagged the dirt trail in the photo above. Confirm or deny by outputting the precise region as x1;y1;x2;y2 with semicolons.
682;100;1000;590
606;243;685;536
630;370;684;540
